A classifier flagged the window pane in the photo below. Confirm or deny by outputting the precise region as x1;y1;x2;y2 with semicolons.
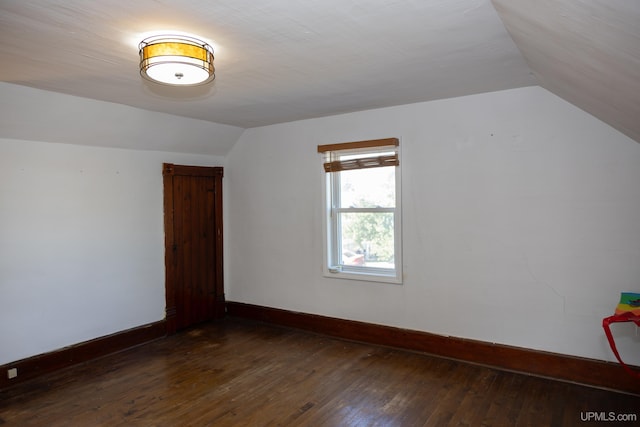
339;166;395;208
339;212;395;268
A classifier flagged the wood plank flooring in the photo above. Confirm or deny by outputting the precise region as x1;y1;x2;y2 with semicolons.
1;318;638;426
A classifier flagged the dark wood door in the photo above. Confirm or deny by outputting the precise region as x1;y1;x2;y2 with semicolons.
163;163;224;333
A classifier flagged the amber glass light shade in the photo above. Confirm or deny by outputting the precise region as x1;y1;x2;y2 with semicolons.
139;35;214;86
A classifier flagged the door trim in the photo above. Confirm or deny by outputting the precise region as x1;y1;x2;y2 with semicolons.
163;163;224;334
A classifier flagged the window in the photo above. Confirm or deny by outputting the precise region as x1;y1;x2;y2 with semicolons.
318;138;402;283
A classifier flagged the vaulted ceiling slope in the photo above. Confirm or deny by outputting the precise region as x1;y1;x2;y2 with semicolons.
0;0;532;129
492;0;640;144
0;0;638;145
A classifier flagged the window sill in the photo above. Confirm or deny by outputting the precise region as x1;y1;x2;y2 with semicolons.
323;268;402;285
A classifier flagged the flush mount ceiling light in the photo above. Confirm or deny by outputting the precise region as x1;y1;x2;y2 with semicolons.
139;34;215;86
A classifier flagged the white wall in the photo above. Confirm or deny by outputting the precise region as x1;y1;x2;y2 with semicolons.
2;84;638;368
226;86;640;365
0;138;224;365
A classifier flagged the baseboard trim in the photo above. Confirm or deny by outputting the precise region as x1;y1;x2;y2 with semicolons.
226;301;639;395
0;320;166;390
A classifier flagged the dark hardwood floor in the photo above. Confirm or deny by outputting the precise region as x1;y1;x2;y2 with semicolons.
1;318;638;426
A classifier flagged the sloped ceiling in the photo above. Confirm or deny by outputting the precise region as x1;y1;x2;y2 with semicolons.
0;0;638;147
0;0;533;130
492;0;640;144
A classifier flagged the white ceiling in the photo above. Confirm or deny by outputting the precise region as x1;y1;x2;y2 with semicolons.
0;0;638;143
493;0;640;144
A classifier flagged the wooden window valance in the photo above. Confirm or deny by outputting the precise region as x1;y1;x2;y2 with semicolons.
318;138;399;173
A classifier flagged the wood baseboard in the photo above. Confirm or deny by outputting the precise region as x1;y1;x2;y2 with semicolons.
226;301;640;395
0;320;166;390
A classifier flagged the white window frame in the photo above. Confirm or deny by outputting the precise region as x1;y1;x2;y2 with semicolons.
321;141;402;284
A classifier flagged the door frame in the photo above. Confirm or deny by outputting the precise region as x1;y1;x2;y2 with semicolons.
163;163;225;334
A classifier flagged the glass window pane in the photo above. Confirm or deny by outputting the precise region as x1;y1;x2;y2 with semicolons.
339;212;395;268
339;166;395;208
